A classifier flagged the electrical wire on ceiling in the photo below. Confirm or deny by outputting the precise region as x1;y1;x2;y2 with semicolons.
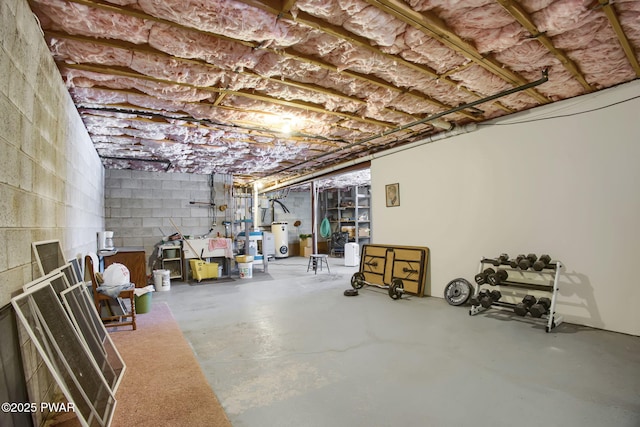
478;94;640;126
250;69;550;186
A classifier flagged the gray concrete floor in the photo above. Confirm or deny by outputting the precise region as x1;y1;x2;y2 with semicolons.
152;256;640;427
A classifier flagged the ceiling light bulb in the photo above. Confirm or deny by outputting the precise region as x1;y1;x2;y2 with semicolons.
281;119;292;134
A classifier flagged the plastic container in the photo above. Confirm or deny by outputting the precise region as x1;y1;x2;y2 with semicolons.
189;260;218;282
164;248;179;258
153;269;171;291
235;255;254;263
135;292;152;314
238;262;253;279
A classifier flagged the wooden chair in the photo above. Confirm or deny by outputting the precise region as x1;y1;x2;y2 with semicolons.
85;255;136;330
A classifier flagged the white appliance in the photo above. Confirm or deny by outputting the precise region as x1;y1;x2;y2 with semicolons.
98;231;116;255
262;231;275;259
271;222;289;258
344;242;360;267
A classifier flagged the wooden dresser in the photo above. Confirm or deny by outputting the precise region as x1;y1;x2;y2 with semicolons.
103;247;147;288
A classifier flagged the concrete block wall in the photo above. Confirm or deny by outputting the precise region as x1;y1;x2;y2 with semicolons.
1;0;106;425
259;189;313;243
105;170;233;272
0;0;105;308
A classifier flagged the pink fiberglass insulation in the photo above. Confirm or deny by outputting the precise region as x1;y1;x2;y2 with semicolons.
148;23;266;71
394;27;467;74
407;0;495;11
494;40;560;73
220;74;264;92
50;38;132;67
129;52;227;87
443;4;528;54
33;0;153;45
551;16;612;50
571;43;637;88
291;0;346;24
532;0;602;36
70;87;128;106
25;0;640;180
297;0;406;47
341;3;407;47
252;80;363;114
292;31;347;57
63;69;214;103
137;0;311;48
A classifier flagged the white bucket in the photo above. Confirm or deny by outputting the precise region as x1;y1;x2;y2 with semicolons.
238;262;253;279
153;269;171;291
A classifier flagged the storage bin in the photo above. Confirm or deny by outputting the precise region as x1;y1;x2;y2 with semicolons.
189;259;219;282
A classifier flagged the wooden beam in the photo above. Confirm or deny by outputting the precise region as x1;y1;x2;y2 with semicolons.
79;104;347;148
58;0;477;121
496;0;593;91
281;0;297;14
598;0;640;76
363;0;550;104
45;31;413;119
59;0;256;47
241;0;510;115
59;62;395;129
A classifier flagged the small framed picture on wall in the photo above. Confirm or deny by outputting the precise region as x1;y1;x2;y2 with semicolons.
385;183;400;207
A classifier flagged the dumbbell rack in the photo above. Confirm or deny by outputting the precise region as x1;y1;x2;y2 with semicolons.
469;258;564;332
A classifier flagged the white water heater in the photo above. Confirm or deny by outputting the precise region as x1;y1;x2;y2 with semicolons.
271;222;289;258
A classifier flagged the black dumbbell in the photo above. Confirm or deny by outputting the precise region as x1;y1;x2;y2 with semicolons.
533;254;552;271
479;290;503;308
478;289;494;308
514;295;537;316
474;268;495;286
509;254;525;268
518;254;538;270
471;289;491;307
487;268;508;286
491;253;510;266
529;297;551;318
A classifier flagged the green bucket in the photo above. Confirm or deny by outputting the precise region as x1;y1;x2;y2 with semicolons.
135;292;152;314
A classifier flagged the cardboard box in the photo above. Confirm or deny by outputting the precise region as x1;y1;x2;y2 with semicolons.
300;237;312;248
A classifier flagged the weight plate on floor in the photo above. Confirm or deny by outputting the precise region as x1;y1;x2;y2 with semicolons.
351;272;365;289
343;289;359;296
444;278;473;306
388;278;404;300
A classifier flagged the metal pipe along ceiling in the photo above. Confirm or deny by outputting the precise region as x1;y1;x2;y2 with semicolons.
260;69;549;193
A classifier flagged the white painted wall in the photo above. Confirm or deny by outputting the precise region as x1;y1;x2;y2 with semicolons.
371;80;640;336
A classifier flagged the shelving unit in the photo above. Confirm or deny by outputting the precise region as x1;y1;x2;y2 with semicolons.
469;257;564;332
160;244;183;280
322;185;371;244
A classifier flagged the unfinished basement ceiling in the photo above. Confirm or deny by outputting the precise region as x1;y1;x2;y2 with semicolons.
29;0;640;186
